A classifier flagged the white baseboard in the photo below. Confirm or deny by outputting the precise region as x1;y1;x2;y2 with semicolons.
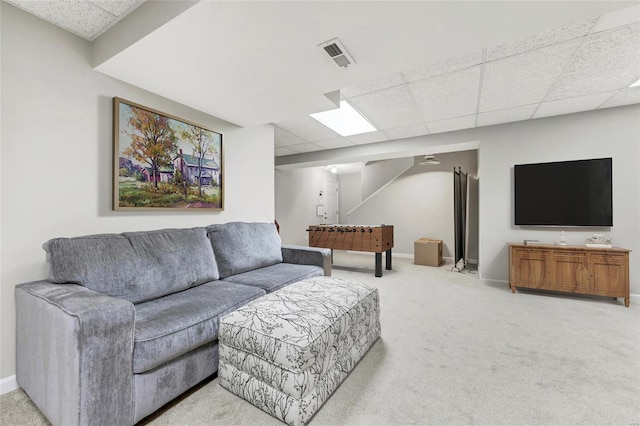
0;375;18;395
344;251;478;266
391;252;413;259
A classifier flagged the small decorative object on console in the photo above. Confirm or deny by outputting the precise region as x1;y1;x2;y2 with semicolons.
585;233;612;248
560;231;567;246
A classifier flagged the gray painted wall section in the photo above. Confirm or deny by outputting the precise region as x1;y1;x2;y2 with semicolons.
341;151;479;259
360;157;414;201
275;168;336;246
478;106;640;290
339;172;362;221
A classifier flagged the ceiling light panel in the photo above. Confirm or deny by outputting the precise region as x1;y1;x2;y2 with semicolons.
486;19;596;61
274;116;340;142
476;104;538;127
589;4;640;34
341;73;406;98
382;123;430;140
599;87;640;108
534;91;618;118
427;115;476;134
480;38;582;112
410;65;481;122
403;50;483;83
545;23;640;101
309;101;376;136
274;127;307;147
347;85;424;130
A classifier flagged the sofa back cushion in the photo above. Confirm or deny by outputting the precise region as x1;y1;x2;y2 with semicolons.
44;227;219;303
206;222;282;278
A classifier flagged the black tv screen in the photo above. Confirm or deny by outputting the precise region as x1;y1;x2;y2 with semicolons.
514;158;612;226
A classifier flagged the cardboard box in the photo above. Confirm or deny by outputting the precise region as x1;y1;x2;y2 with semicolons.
414;238;443;266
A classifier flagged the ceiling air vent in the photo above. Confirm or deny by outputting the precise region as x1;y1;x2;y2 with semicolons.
319;38;356;68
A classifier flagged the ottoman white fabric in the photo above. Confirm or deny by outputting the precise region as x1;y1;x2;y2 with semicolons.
219;276;381;426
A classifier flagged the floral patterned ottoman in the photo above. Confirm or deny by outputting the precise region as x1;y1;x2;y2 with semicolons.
218;276;381;426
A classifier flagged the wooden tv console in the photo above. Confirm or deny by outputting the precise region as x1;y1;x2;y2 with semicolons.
508;243;631;307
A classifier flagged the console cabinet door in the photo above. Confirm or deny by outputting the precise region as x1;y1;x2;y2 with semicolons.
551;251;590;293
512;249;549;289
589;253;627;297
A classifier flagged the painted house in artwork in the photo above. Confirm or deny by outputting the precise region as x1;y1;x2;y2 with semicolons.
141;165;174;183
174;149;221;186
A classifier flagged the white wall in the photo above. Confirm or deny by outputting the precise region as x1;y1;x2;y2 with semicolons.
0;4;275;380
342;150;478;258
275;167;335;246
478;106;640;292
360;157;413;201
339;172;362;220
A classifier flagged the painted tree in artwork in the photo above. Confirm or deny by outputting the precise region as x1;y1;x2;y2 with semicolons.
180;125;218;197
122;106;176;189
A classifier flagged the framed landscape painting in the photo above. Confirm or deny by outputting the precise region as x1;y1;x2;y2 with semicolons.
113;98;223;211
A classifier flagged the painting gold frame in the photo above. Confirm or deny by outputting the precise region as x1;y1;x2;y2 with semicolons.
113;97;224;211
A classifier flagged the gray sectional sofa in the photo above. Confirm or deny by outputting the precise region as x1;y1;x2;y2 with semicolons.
15;222;331;426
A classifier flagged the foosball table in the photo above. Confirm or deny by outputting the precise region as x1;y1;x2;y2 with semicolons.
307;224;394;277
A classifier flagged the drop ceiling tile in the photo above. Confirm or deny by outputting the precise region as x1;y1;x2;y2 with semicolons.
287;143;324;153
90;0;140;16
599;87;640;108
534;91;618;118
403;50;483;82
477;104;538;127
427;115;476;134
341;73;405;98
346;131;389;145
480;39;582;112
348;85;424;130
382;124;429;140
314;138;355;149
486;19;596;61
546;23;640;101
590;4;640;33
274;126;307;147
273;116;340;142
410;66;481;122
6;0;114;40
275;147;297;157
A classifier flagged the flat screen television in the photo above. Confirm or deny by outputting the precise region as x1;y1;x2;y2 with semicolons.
514;158;612;226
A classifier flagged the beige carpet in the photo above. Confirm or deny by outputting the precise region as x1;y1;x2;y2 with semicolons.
2;252;639;425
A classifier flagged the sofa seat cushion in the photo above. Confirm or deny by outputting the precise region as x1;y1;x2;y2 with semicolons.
207;222;283;278
133;281;265;374
44;227;219;303
222;263;323;293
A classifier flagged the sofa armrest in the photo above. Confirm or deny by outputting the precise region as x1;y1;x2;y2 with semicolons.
16;281;135;426
281;245;332;276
